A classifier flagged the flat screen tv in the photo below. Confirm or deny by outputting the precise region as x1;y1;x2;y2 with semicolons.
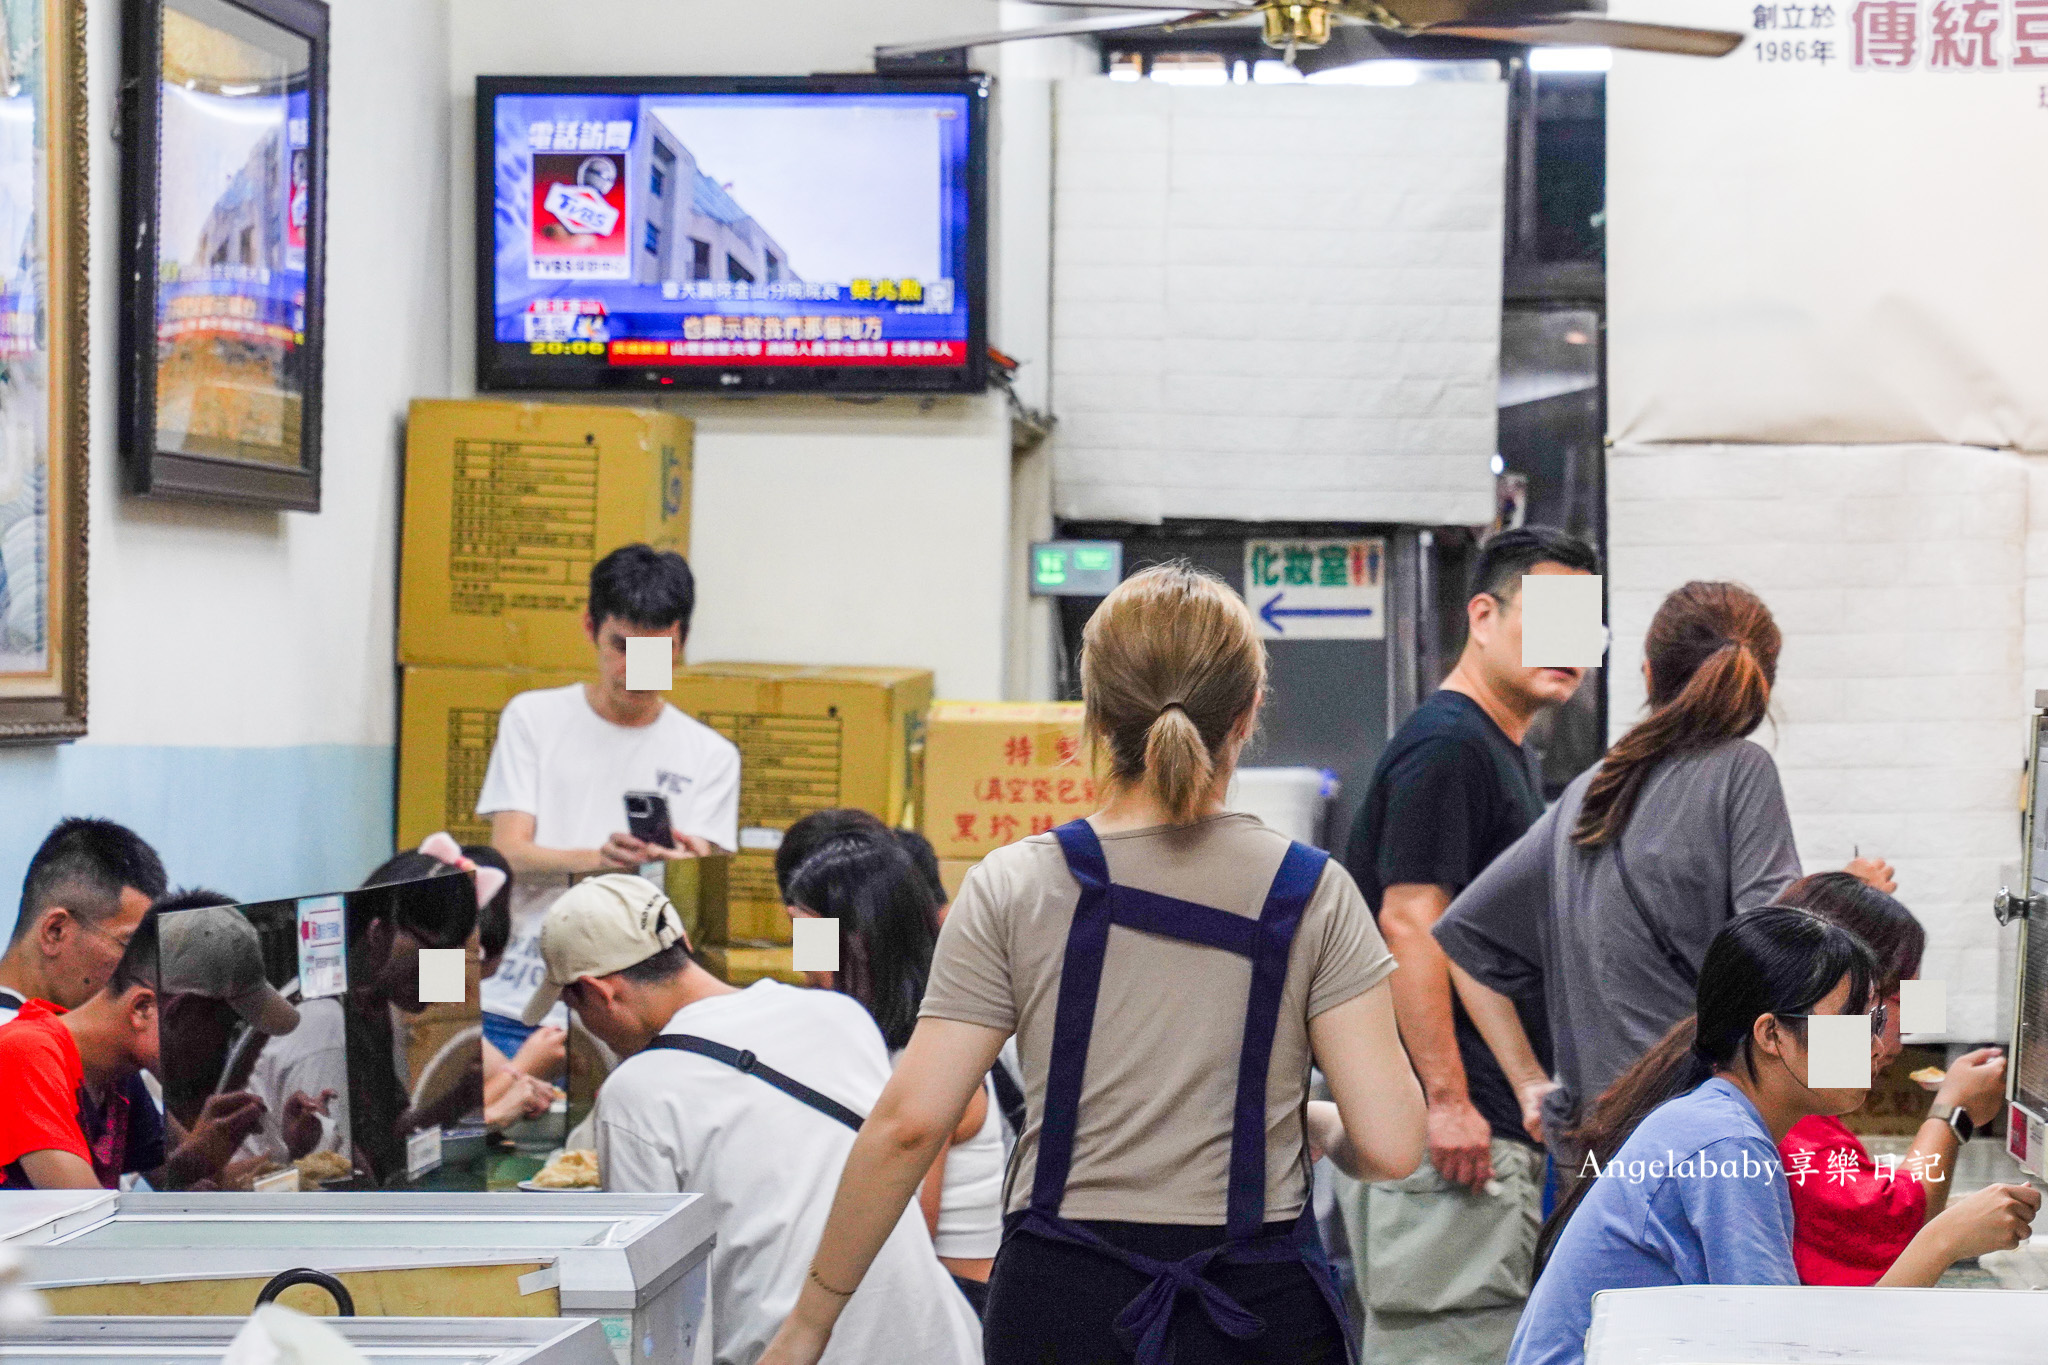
476;75;989;394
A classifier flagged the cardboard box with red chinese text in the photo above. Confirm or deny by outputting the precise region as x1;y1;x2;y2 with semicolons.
921;702;1090;860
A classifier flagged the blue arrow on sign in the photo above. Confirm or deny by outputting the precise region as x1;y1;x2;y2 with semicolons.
1260;592;1376;635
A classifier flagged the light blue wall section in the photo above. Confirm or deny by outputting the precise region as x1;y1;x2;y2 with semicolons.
0;744;395;941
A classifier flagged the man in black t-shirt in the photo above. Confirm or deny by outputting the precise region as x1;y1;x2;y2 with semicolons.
1338;526;1598;1325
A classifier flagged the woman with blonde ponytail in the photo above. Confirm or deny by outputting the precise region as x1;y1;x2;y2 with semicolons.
761;562;1425;1365
1434;581;1897;1171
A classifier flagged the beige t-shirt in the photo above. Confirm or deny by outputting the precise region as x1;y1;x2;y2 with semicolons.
919;812;1398;1225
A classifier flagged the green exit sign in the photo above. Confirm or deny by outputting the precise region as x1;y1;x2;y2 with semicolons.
1029;540;1122;597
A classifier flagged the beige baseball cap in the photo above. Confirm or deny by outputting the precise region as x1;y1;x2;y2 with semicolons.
522;874;687;1026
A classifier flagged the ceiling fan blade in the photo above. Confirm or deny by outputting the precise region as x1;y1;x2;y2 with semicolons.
1419;13;1745;55
876;10;1220;58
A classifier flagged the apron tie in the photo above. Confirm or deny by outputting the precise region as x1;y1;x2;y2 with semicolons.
1114;1245;1270;1360
1015;1208;1274;1365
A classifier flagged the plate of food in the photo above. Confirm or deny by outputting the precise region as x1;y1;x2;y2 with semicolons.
519;1148;599;1192
1911;1065;1947;1091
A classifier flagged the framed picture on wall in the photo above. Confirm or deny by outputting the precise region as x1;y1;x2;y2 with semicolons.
118;0;328;510
0;0;90;741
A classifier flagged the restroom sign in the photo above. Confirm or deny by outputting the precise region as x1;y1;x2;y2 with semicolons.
1245;538;1385;640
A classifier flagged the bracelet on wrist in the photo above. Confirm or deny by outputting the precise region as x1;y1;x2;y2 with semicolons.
807;1265;855;1300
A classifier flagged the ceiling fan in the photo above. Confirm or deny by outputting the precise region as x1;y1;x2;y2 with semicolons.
876;0;1745;66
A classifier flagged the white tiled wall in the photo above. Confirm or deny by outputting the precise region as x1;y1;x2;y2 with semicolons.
1048;78;1505;525
1610;442;2031;1041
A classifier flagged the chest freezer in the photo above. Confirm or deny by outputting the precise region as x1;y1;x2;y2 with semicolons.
0;1316;615;1365
2;1194;712;1365
1585;1284;2048;1365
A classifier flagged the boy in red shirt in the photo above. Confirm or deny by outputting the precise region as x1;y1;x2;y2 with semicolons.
0;910;168;1189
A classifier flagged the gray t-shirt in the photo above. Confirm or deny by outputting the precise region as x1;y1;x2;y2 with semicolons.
1432;738;1801;1147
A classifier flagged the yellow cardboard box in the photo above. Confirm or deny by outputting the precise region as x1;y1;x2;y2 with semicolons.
396;665;587;850
922;701;1090;860
676;664;933;945
939;858;977;902
399;399;693;669
702;944;805;987
398;662;934;948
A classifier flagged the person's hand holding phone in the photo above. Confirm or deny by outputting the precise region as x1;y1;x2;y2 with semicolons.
654;832;716;860
597;831;657;870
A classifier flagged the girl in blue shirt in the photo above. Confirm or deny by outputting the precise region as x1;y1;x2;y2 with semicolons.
1510;908;2039;1365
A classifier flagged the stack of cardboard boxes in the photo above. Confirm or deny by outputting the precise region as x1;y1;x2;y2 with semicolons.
919;701;1089;902
652;664;932;984
395;396;695;844
394;399;934;986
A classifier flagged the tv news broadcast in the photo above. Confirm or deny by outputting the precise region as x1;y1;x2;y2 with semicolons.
478;78;987;393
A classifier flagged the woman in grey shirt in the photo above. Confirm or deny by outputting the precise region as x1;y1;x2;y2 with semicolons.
1432;581;1894;1164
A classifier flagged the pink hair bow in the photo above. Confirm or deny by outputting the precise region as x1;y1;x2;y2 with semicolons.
418;831;507;908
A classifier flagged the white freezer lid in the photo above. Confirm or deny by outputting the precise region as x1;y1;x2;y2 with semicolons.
0;1315;614;1365
1586;1284;2048;1365
8;1193;715;1310
0;1190;115;1244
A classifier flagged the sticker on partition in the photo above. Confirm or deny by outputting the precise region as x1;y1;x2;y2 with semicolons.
406;1125;444;1180
1899;979;1946;1034
2010;1104;2030;1166
599;1315;633;1365
740;827;784;851
296;895;347;1001
1806;1014;1873;1089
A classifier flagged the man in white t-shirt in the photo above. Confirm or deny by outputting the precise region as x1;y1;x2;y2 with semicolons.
476;544;740;1058
524;875;981;1365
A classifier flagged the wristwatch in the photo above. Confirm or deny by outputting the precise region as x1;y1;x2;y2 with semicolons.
1929;1100;1976;1142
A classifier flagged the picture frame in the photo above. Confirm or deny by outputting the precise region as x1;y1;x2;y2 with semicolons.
0;0;89;742
118;0;328;510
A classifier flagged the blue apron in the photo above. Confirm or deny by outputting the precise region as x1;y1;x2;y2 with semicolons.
1005;818;1357;1365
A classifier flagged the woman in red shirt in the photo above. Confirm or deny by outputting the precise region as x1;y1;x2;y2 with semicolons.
1775;873;2009;1285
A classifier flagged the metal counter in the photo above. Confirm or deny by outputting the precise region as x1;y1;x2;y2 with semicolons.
0;1316;615;1365
2;1194;713;1365
1585;1284;2048;1365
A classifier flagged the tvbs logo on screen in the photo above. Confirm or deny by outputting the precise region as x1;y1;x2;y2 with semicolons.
529;118;634;281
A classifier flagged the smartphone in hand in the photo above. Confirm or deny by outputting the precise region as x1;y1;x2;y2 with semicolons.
624;791;676;848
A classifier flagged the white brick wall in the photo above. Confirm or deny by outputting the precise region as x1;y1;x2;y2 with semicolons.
1610;443;2029;1041
1048;78;1503;525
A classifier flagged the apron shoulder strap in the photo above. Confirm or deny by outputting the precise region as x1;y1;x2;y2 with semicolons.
1224;839;1330;1239
1032;818;1116;1213
1051;817;1109;890
639;1033;866;1131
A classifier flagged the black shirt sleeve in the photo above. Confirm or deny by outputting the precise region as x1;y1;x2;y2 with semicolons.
1364;736;1500;899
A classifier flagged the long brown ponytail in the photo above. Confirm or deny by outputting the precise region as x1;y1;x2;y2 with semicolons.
1081;562;1266;825
1572;581;1780;848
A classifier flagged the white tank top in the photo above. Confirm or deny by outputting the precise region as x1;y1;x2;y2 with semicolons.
892;1053;1005;1259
